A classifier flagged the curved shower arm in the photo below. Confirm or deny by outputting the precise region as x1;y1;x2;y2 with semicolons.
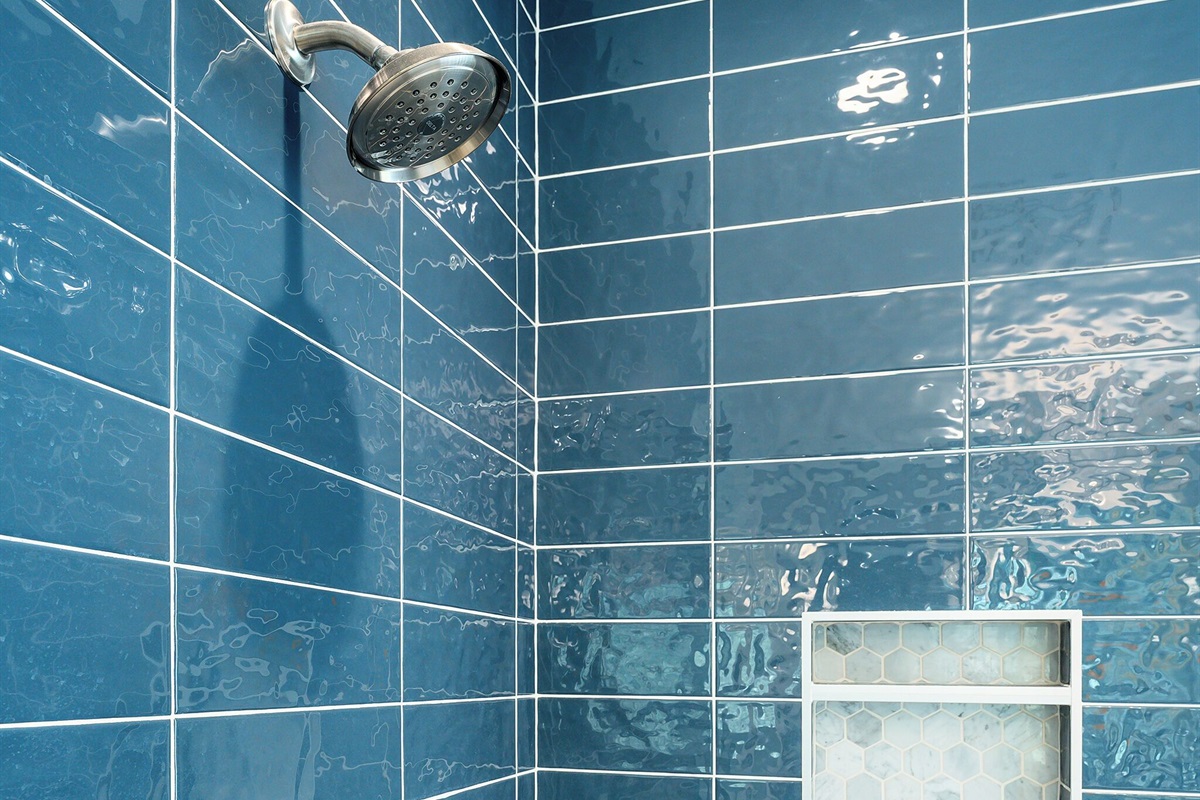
266;0;401;85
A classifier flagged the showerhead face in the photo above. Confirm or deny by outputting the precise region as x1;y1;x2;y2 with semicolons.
347;43;511;183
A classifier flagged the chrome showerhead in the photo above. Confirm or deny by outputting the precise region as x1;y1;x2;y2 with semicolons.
265;0;510;183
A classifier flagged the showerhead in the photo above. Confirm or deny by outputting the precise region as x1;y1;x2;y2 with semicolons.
265;0;510;183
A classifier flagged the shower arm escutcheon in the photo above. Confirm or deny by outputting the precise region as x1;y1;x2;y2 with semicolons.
266;0;401;85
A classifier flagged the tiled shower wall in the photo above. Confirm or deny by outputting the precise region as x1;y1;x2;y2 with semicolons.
0;0;536;797
534;2;1200;799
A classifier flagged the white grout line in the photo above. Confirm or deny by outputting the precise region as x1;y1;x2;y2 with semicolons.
538;0;706;32
962;0;973;616
706;0;718;790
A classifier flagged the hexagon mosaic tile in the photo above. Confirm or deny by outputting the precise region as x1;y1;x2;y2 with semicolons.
812;701;1067;800
812;621;1065;686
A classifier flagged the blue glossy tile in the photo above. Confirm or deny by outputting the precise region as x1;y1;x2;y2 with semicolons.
43;0;170;93
403;501;515;617
519;545;536;620
517;466;534;543
717;371;965;460
411;165;518;299
175;119;402;382
0;541;169;723
540;771;712;800
414;0;515;82
969;87;1200;195
465;127;519;223
968;174;1200;279
972;532;1200;615
970;264;1200;363
518;622;535;695
403;195;518;380
539;311;710;395
175;419;400;596
716;38;963;148
539;544;711;620
539;622;710;695
178;708;399;798
538;466;711;545
715;120;963;227
1084;619;1200;704
175;269;403;491
969;2;1200;111
404;700;515;799
717;781;803;800
175;0;401;277
0;165;170;403
717;622;803;698
404;401;516;537
541;79;710;174
539;389;711;470
539;3;709;101
716;287;964;382
716;538;966;617
717;701;804;778
1083;706;1200;792
540;234;710;322
539;698;712;773
176;570;400;712
404;299;517;456
329;0;399;44
0;354;169;558
714;203;964;305
714;0;963;71
518;166;537;254
715;455;966;540
520;773;536;800
404;605;515;700
540;0;667;27
970;354;1200;447
517;395;535;470
971;443;1199;531
519;698;536;770
0;0;169;249
970;0;1133;25
517;317;536;394
0;722;169;800
541;157;710;247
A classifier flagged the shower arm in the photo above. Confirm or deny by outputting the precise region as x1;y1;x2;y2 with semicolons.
266;0;401;86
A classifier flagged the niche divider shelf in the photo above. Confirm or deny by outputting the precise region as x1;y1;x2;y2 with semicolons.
801;610;1082;800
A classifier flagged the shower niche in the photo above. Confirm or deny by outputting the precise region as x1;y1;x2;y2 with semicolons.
801;611;1082;800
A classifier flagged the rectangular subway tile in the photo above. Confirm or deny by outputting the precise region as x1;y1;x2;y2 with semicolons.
537;466;711;545
0;353;169;559
0;164;170;403
1082;706;1200;793
539;771;713;800
714;203;964;306
0;722;169;800
176;570;401;713
403;605;515;701
518;545;536;620
404;700;515;800
970;354;1200;447
518;622;535;695
539;2;709;101
717;781;804;800
538;698;712;774
970;0;1137;26
716;700;805;778
968;174;1200;280
0;0;169;250
519;698;536;770
969;1;1200;111
541;79;711;174
1084;618;1200;704
539;389;711;470
715;38;963;149
538;544;711;620
539;311;710;396
541;157;710;248
969;87;1200;196
176;707;401;800
402;501;516;618
716;371;965;461
715;119;963;227
715;287;965;383
175;419;401;596
972;531;1200;615
970;263;1200;363
970;442;1199;531
539;0;669;28
717;622;804;698
0;540;169;723
539;234;711;322
715;455;966;540
539;622;711;696
175;269;404;492
716;537;966;617
43;0;171;93
714;0;963;72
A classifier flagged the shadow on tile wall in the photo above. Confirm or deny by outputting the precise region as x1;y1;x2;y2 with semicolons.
535;0;1200;798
